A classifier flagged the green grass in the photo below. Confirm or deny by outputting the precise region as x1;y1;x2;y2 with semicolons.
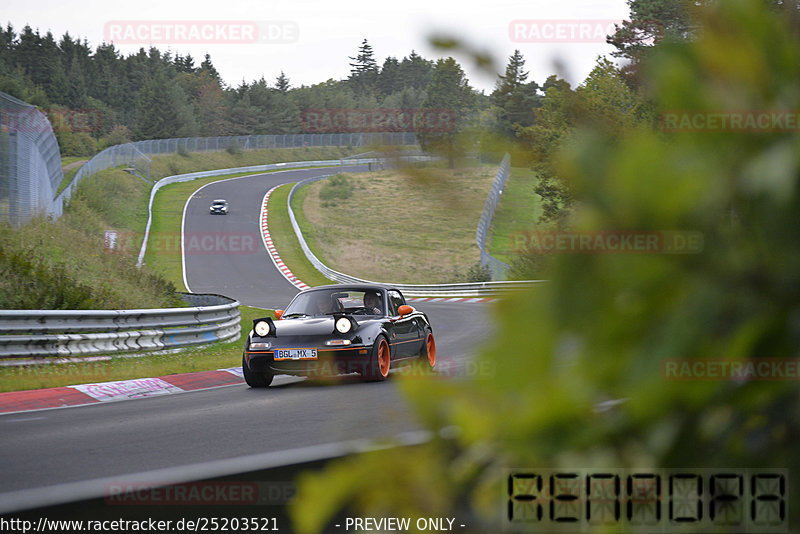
56;156;89;195
0;305;271;392
486;167;546;265
149;147;357;180
293;165;500;284
273;184;333;287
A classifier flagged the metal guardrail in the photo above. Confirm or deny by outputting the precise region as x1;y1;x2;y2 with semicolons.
0;293;240;361
286;170;543;297
477;153;512;280
53;133;418;220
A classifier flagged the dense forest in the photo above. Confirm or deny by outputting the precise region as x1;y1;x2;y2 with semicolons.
5;0;768;223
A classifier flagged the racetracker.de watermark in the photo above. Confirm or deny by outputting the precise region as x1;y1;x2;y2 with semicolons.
509;231;703;254
662;110;800;132
104;230;261;256
1;107;102;134
104;20;298;44
662;358;800;381
104;481;295;505
300;108;455;133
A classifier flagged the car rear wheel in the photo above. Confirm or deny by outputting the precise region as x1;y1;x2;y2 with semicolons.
242;354;274;387
421;330;436;369
362;336;390;381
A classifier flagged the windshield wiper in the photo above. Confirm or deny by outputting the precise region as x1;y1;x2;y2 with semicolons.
283;313;308;318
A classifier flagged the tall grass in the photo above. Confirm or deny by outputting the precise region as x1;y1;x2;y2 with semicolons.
0;167;182;310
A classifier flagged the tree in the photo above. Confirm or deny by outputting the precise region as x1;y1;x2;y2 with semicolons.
348;38;378;96
607;0;698;84
376;56;400;97
517;78;578;223
134;70;195;139
491;50;540;136
419;57;476;168
198;53;220;81
397;50;433;90
275;71;290;93
195;80;229;135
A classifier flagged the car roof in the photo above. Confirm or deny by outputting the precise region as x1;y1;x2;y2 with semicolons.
299;284;401;295
212;199;226;203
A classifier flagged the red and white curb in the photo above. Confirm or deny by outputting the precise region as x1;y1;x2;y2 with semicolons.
0;368;244;415
260;185;311;291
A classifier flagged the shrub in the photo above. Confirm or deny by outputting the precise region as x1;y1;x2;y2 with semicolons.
465;261;492;282
319;174;354;204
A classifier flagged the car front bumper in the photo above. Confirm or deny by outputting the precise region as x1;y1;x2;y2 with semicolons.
245;346;373;377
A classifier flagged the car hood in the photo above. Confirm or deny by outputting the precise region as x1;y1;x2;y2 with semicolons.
273;316;336;336
266;316;382;336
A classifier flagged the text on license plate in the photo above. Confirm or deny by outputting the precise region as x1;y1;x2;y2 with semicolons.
274;348;318;360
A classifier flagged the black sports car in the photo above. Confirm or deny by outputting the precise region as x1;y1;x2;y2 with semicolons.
242;284;436;387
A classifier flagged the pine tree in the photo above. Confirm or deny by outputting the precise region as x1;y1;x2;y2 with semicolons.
376;57;399;97
398;51;433;90
348;38;378;96
275;71;290;93
420;57;476;168
199;53;220;80
491;50;540;135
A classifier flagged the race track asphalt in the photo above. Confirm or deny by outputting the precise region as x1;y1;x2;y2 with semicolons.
0;164;493;497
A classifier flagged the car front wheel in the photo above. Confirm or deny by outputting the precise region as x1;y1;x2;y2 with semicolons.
421;330;436;369
242;354;274;387
362;336;390;381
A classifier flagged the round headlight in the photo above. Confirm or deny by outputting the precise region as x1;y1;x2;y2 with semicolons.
335;317;352;334
254;320;270;337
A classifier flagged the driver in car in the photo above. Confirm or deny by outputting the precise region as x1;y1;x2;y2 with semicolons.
362;291;382;315
316;295;340;315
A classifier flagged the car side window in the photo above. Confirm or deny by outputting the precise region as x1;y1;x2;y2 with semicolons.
387;291;404;316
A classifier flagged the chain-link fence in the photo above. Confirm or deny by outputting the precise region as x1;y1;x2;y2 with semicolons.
0;91;64;227
0;93;418;227
477;153;512;280
52;132;418;219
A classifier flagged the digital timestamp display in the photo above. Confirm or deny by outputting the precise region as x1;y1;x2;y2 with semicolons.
503;469;787;532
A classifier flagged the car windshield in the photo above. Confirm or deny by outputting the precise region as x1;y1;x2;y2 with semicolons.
283;289;385;317
212;200;226;206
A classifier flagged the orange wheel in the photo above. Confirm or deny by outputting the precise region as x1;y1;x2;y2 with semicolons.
377;338;391;378
362;336;391;381
424;332;436;368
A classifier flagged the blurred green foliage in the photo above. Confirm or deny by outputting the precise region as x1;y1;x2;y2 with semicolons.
289;0;800;531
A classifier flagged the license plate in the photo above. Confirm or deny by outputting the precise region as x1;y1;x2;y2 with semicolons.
274;348;318;360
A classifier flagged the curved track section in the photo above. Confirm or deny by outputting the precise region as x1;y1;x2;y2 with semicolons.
182;166;368;308
0;164;493;495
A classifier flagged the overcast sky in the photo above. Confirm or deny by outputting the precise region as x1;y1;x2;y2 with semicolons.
5;0;631;93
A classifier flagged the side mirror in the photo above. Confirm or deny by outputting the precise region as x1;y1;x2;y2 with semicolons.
274;309;284;320
398;305;414;318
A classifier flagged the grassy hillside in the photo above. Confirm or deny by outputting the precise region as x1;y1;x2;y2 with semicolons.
0;168;180;309
294;165;499;284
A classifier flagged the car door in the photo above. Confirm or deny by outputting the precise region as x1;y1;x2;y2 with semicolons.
386;290;422;358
